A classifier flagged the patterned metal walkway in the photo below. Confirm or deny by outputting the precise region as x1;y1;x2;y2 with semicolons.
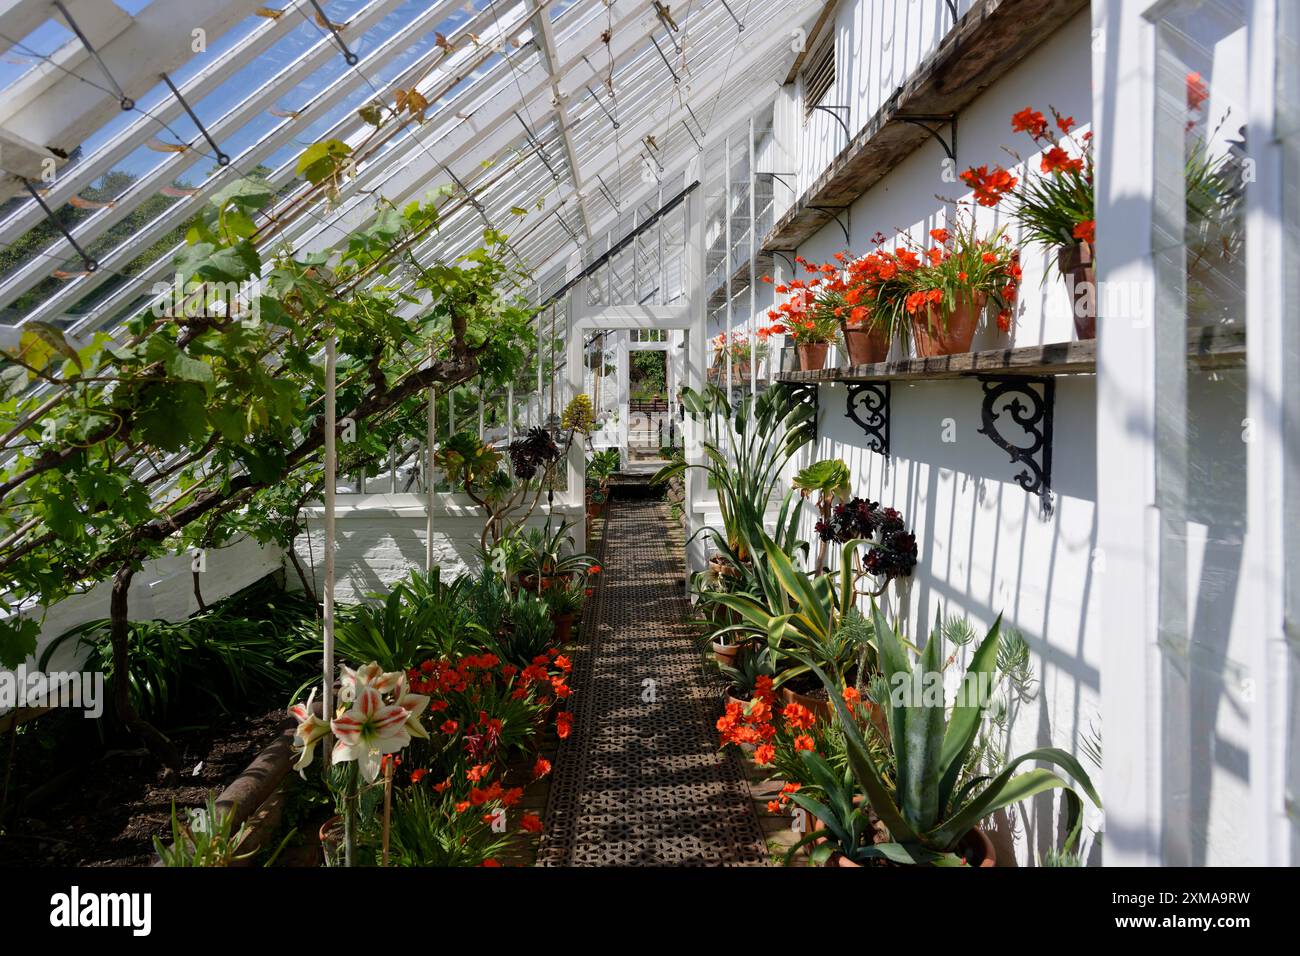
536;497;768;866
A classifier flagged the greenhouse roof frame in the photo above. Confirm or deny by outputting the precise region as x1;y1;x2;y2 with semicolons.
0;0;823;338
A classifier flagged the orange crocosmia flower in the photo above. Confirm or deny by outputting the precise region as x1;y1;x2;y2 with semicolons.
1073;219;1095;244
555;711;573;739
997;310;1013;333
1041;146;1083;175
409;768;427;784
588;565;602;575
927;288;943;305
454;801;471;813
1011;107;1048;138
467;763;492;783
926;247;944;265
440;719;459;734
533;757;552;779
1056;114;1075;133
929;227;950;244
958;271;968;282
981;252;998;265
434;778;452;793
780;781;802;795
754;744;776;765
767;800;782;814
793;734;815;752
481;858;501;867
849;305;869;325
554;655;572;672
521;813;544;833
842;686;860;712
502;787;524;807
1186;71;1209;112
1001;284;1018;302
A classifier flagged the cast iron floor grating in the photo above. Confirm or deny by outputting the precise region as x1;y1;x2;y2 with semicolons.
536;498;768;866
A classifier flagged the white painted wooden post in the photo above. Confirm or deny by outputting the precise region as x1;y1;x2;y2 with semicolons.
322;333;337;766
425;379;436;574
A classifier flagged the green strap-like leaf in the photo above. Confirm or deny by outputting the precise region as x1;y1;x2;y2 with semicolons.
930;746;1101;850
937;614;1002;812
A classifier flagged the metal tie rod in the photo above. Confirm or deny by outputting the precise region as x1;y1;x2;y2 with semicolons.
52;0;133;109
161;73;230;166
307;0;360;65
586;85;620;129
23;180;98;272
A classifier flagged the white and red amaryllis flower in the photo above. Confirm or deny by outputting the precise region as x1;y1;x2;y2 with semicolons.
393;675;431;741
338;662;403;702
330;685;414;783
287;688;330;776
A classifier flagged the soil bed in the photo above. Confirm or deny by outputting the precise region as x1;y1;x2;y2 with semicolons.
0;708;287;867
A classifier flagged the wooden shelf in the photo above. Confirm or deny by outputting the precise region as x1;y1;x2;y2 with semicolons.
775;326;1245;384
762;0;1089;253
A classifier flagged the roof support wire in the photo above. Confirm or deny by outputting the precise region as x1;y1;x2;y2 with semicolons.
306;0;360;65
595;174;620;210
681;119;704;153
161;73;230;167
51;0;133;110
586;84;620;129
718;0;747;32
685;102;708;138
553;210;582;246
649;34;680;84
513;110;561;182
22;180;98;273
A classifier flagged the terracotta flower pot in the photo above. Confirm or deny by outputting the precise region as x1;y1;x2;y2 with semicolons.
780;685;832;723
810;800;997;868
797;341;830;370
910;292;987;357
1057;241;1096;340
840;322;890;366
712;639;742;667
552;612;574;645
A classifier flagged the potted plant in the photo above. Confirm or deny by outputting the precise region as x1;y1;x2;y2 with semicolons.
894;223;1022;357
766;255;894;366
515;519;597;593
785;605;1101;867
763;273;841;370
544;578;585;644
584;448;619;520
962;106;1095;339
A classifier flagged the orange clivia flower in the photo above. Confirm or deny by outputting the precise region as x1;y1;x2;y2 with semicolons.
754;743;776;765
793;734;815;752
781;701;816;731
1073;218;1095;243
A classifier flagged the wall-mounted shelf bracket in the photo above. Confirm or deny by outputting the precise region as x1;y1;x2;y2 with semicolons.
808;204;850;244
897;113;958;162
977;375;1055;515
845;382;889;456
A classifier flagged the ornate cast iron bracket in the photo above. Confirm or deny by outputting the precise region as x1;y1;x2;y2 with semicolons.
845;382;889;457
977;376;1055;514
781;382;819;441
897;113;958;162
808;204;850;244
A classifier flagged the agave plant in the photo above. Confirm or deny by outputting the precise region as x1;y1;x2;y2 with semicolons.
786;604;1100;865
